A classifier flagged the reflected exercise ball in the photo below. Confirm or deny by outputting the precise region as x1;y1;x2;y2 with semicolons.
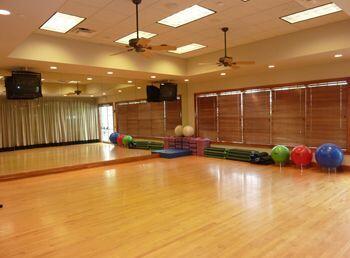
117;134;125;146
174;125;183;137
122;135;133;146
109;132;119;144
183;126;194;137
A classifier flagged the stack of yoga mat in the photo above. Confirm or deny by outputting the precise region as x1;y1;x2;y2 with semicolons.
226;148;253;162
204;147;227;159
131;141;164;150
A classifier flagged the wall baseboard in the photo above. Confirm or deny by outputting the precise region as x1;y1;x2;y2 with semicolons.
0;139;100;153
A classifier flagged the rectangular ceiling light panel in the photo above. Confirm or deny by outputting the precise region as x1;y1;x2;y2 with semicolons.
114;31;157;45
158;5;216;28
281;3;342;24
169;43;206;54
40;12;85;33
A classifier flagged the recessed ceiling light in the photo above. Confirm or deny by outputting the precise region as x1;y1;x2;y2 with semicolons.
40;12;85;33
137;86;141;90
68;80;81;84
184;79;189;82
169;43;206;54
157;5;216;28
281;3;341;24
220;72;226;76
115;31;157;45
50;66;58;70
128;80;133;83
107;71;114;75
150;75;156;79
118;90;122;93
87;77;93;81
334;54;343;58
268;65;275;69
0;9;11;16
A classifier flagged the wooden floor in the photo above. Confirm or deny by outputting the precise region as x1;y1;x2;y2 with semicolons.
1;156;350;257
0;143;152;179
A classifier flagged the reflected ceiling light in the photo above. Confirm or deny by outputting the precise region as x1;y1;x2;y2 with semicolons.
220;72;226;76
107;71;114;75
0;76;4;80
281;3;342;24
128;80;133;83
157;5;215;28
268;65;275;69
184;79;189;82
334;54;343;58
137;86;141;90
102;92;106;95
50;66;58;70
40;12;85;33
169;43;206;54
0;9;11;16
90;95;94;97
118;90;122;93
68;80;81;84
114;31;156;45
87;77;93;81
150;75;156;79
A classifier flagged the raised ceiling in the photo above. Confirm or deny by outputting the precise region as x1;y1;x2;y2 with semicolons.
36;0;349;58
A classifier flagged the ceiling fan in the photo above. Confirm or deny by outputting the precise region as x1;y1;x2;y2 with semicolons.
111;0;177;57
200;27;255;69
65;82;84;96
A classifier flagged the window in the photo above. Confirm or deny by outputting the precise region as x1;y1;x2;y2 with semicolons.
195;79;348;148
116;98;181;137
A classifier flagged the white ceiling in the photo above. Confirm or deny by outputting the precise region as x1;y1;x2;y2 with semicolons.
36;0;349;58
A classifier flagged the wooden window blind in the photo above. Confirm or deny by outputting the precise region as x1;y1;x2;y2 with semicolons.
165;99;182;136
243;90;271;145
151;102;165;137
117;105;128;134
197;96;218;140
116;98;181;137
138;102;151;136
272;87;306;146
306;83;348;148
218;93;242;143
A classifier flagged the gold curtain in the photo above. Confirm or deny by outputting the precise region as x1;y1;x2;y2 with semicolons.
0;97;99;148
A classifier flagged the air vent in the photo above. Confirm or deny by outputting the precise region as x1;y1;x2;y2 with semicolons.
295;0;320;8
70;27;96;37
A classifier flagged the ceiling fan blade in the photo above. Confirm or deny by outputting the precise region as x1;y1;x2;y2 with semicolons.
233;61;255;65
140;50;153;58
148;44;177;51
138;38;151;47
110;48;133;56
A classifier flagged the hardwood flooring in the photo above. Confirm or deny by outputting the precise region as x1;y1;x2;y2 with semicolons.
1;156;350;257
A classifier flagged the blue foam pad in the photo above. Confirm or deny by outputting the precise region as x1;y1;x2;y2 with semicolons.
152;149;192;159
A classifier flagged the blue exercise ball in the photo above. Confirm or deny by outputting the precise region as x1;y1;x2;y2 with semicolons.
109;132;119;144
315;143;344;169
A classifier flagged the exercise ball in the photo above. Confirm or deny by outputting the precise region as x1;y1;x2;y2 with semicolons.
291;145;313;167
174;125;183;137
109;132;119;144
122;135;133;146
315;143;344;169
117;134;125;146
271;145;290;164
183;126;194;137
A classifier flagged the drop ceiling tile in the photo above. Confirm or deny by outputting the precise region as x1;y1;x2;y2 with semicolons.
59;0;99;17
73;0;113;8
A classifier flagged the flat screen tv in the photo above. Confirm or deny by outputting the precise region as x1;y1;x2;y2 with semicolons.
147;85;161;102
5;71;42;99
160;83;177;101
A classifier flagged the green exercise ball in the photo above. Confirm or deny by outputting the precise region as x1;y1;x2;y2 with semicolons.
122;135;133;146
271;145;290;164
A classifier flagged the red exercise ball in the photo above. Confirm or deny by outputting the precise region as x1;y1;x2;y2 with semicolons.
117;134;125;146
291;145;313;166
